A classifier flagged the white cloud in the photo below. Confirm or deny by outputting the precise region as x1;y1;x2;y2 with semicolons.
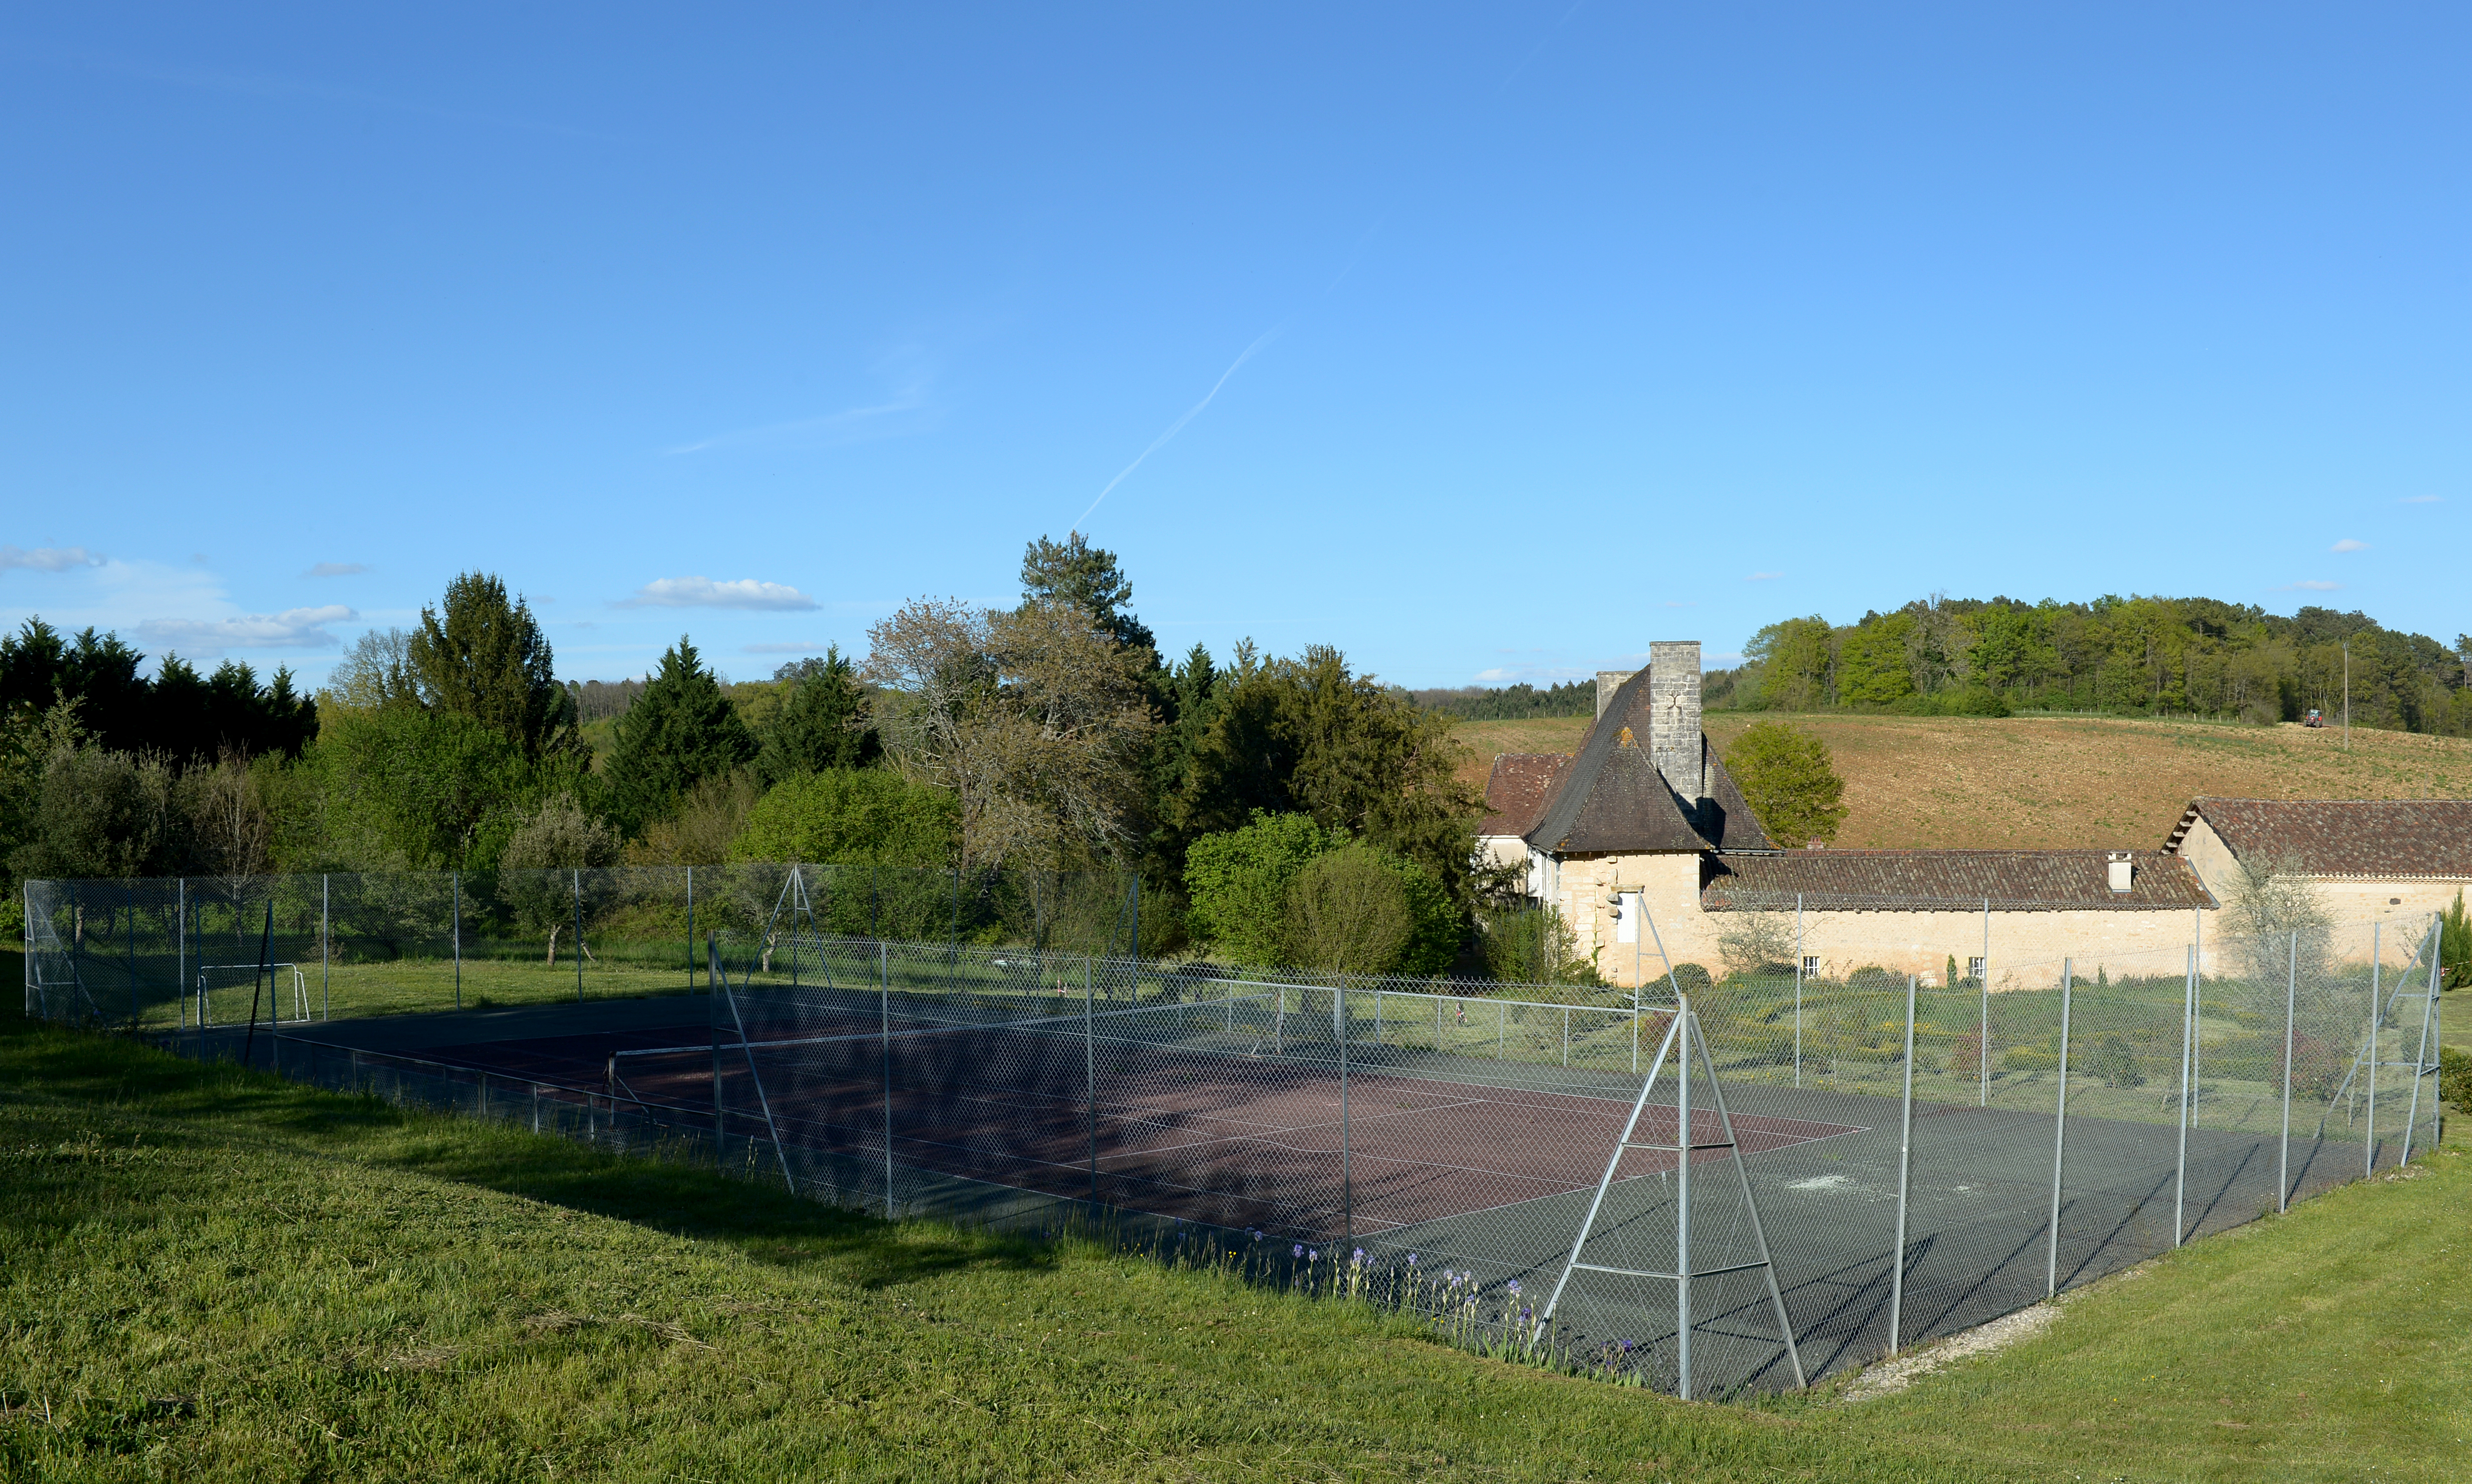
305;561;369;577
1747;571;1782;581
2275;580;2342;592
621;576;819;611
744;640;827;653
2330;539;2369;553
1;544;105;573
135;604;357;653
1472;665;1590;684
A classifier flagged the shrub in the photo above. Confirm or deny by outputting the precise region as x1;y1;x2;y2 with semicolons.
1479;905;1601;987
2089;1033;2144;1088
730;768;959;868
1183;812;1330;967
2437;1045;2470;1110
1284;844;1414;974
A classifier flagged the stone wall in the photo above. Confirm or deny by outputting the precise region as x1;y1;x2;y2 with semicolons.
1544;849;2436;991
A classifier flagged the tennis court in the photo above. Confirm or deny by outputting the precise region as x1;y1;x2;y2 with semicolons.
245;969;2386;1392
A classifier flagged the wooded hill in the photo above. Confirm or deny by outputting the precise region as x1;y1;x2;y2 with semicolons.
1706;595;2472;735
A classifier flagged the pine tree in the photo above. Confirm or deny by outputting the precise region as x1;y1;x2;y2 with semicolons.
758;646;879;782
1020;532;1155;653
406;572;576;757
604;637;758;834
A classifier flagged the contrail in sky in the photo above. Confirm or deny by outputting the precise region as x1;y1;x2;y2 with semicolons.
1073;325;1282;534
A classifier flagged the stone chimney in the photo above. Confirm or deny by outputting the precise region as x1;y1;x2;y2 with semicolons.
1594;670;1638;720
2107;852;2134;894
1648;640;1704;802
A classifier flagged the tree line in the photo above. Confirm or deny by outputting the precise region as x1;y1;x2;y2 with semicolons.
3;539;1502;976
1708;593;2472;733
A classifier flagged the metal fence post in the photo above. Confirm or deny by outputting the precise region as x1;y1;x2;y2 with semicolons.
2280;931;2296;1212
1339;982;1352;1244
1086;954;1098;1203
451;871;462;1008
1889;974;1917;1355
573;869;585;1003
2047;959;2071;1297
1676;990;1694;1401
125;884;136;1023
321;874;331;1021
2402;920;2437;1164
1498;1001;1505;1059
2365;924;2381;1175
1979;898;1990;1107
707;935;727;1158
2174;945;2194;1246
686;865;696;993
175;879;186;1031
1794;893;1804;1088
2429;943;2445;1157
881;939;894;1217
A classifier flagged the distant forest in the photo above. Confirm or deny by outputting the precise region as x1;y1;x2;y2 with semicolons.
1409;681;1596;721
1705;596;2472;735
1413;597;2472;738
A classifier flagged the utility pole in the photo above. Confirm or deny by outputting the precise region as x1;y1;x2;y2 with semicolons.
2342;639;2351;752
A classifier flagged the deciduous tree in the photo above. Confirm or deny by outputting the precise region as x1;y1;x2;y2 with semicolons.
1723;722;1847;848
865;597;1153;870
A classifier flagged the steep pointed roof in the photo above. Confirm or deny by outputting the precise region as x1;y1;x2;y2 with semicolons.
1521;667;1769;854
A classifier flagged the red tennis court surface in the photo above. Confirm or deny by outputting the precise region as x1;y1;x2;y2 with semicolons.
428;1020;1861;1236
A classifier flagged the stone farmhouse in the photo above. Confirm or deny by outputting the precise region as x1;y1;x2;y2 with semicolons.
1479;641;2472;990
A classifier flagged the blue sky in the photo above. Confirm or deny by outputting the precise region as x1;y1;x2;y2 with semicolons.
3;3;2464;689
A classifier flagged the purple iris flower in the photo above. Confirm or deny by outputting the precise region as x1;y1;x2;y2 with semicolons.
1505;1280;1521;1294
1293;1243;1305;1258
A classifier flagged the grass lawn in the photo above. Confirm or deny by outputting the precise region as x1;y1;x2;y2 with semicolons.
5;964;2466;1480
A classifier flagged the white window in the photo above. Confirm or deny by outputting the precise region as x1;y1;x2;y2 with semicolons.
1801;955;1820;977
1968;956;1986;983
1615;891;1642;945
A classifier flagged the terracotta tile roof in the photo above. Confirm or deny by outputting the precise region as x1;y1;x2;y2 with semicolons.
1480;754;1571;837
1702;850;2214;912
2168;797;2472;879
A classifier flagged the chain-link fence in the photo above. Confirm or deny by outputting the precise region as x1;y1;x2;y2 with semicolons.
20;870;2447;1398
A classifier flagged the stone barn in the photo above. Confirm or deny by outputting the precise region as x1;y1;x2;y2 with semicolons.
1480;641;2466;989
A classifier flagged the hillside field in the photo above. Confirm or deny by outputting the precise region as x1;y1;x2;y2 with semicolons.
1454;712;2472;850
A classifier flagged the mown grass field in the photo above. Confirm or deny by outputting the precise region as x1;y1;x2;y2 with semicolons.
1456;711;2472;851
7;948;2467;1482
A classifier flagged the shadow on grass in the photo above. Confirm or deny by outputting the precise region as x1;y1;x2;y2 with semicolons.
0;1012;1052;1291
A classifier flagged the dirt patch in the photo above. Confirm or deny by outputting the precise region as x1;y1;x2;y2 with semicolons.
1836;1303;2063;1400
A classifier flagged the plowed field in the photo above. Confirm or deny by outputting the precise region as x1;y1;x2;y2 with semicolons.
1454;712;2472;850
